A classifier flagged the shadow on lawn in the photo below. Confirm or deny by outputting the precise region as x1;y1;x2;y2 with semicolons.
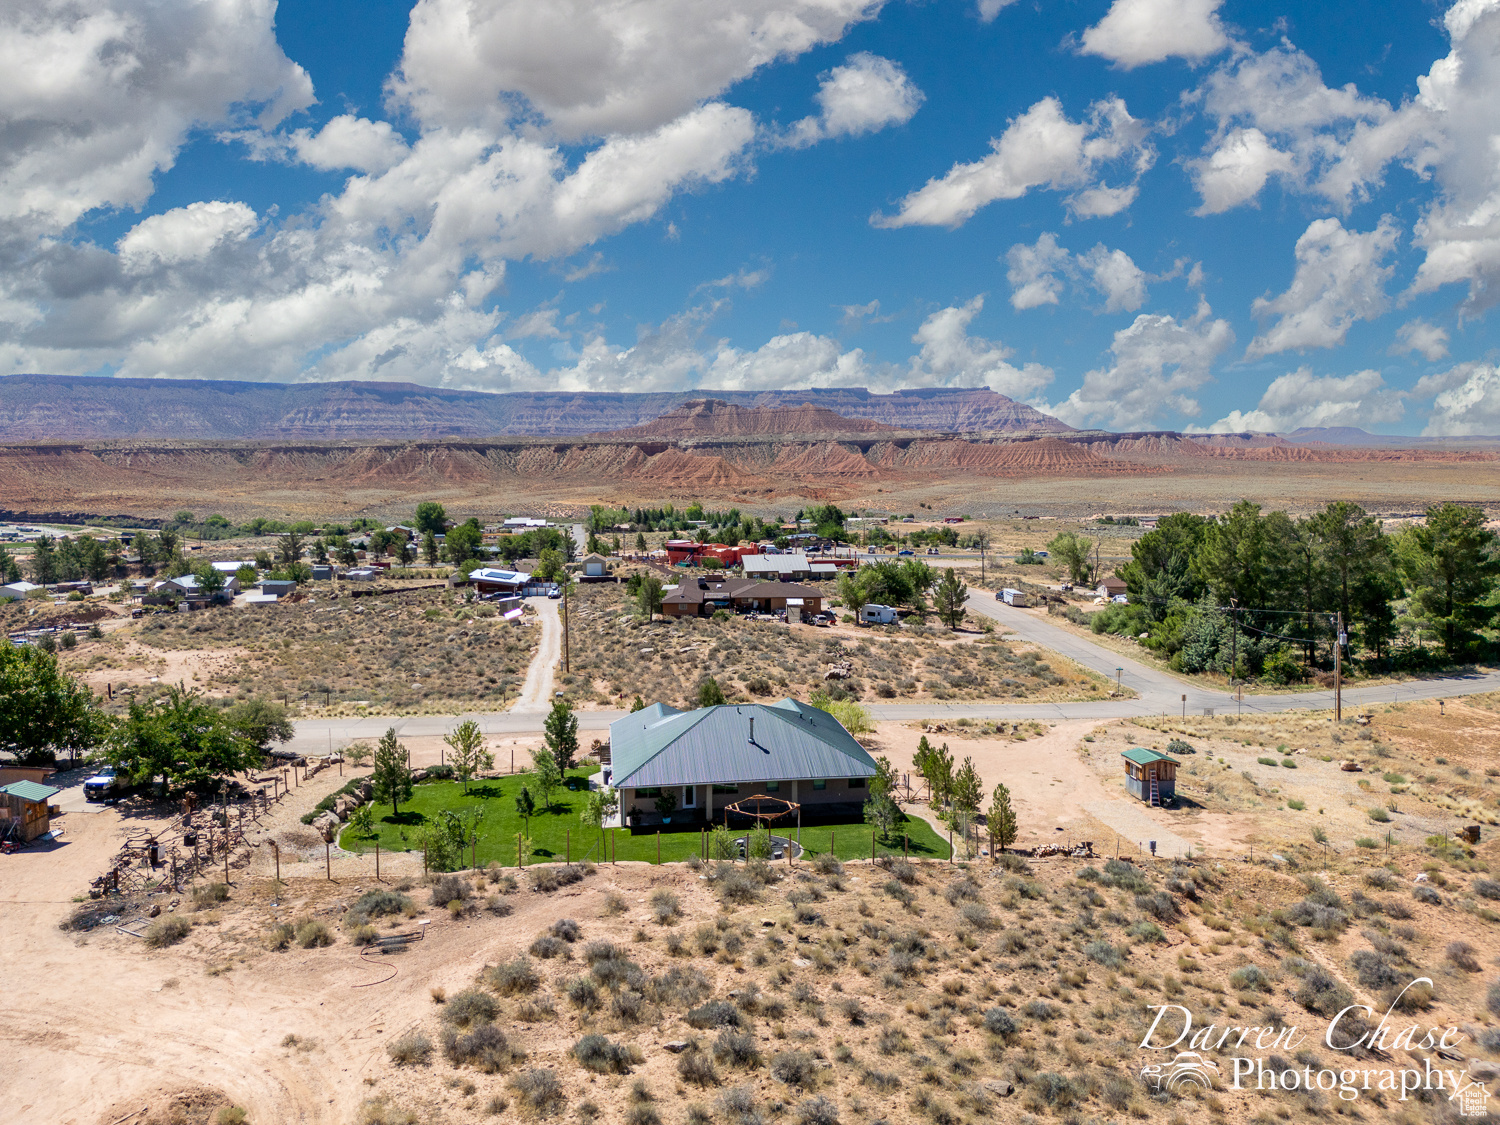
379;810;425;827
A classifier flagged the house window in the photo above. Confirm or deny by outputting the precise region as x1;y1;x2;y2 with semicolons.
811;780;826;791
636;787;662;799
848;778;865;789
765;781;780;792
712;784;739;794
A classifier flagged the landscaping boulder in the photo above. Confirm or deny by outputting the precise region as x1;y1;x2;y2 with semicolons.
311;811;341;838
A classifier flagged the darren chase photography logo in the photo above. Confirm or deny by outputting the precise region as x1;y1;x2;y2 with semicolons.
1139;980;1479;1107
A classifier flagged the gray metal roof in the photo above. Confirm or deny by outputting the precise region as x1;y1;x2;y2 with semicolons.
608;699;877;789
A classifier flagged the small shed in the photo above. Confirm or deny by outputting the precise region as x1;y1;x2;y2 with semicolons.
1121;748;1178;806
0;780;60;843
580;553;610;579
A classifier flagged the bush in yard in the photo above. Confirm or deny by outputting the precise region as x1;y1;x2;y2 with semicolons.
430;874;470;905
650;889;681;924
144;916;191;948
294;918;333;948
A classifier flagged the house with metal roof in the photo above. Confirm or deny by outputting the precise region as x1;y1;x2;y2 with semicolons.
0;780;59;843
1120;747;1179;806
660;578;824;619
469;567;531;595
607;700;877;829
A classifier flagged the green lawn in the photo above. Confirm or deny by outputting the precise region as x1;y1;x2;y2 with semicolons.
339;772;950;865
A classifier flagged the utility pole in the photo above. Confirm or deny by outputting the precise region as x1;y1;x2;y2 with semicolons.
1334;611;1344;723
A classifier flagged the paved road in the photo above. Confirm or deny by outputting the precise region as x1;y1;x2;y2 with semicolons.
273;594;1500;753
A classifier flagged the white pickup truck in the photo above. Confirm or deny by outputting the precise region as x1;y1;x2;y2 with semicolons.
83;765;128;802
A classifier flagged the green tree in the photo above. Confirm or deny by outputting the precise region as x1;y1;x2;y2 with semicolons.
1309;501;1398;658
277;530;305;569
415;501;448;537
533;547;565;582
807;689;873;735
899;557;936;604
515;785;536;834
1397;503;1500;660
422;531;439;566
635;532;648;552
630;695;647;712
225;698;294;754
0;547;20;584
1194;501;1271;608
913;736;954;807
637;576;664;620
444;521;483;567
933;567;969;630
987;782;1018;855
952;756;983;816
543;698;580;772
1047;530;1095;586
864;754;901;841
580;787;619;851
193;563;226;597
110;688;256;792
0;641;108;764
371;728;413;817
697;676;727;707
837;569;870;622
530;746;562;810
444;719;494;793
31;534;57;584
311;538;329;564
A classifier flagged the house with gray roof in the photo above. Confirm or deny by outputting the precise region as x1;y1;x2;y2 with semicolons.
607;699;877;829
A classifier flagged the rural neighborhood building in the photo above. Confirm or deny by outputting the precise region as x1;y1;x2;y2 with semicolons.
157;574;240;597
502;517;549;530
580;553;611;579
1097;575;1128;598
259;579;297;597
0;581;41;602
1121;747;1178;806
0;780;59;843
607;700;878;829
469;567;532;595
660;577;824;618
741;553;811;579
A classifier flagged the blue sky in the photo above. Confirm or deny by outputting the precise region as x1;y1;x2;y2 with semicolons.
5;0;1500;434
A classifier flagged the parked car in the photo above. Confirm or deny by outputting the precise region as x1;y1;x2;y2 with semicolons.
897;549;914;556
83;765;128;802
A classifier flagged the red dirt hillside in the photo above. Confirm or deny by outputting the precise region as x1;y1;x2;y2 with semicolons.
596;398;897;438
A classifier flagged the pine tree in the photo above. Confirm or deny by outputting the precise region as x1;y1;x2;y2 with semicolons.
371;728;413;817
697;677;727;707
988;782;1017;857
952;756;983;815
934;567;969;630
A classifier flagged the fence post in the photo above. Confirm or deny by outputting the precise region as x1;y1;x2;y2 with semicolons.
375;841;379;881
657;830;661;865
566;830;570;864
325;838;331;881
272;841;279;886
904;834;908;858
871;830;876;861
517;833;522;869
611;828;616;865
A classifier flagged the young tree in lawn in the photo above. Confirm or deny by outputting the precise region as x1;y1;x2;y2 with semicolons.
515;785;536;835
920;740;954;808
543;698;580;772
864;754;901;842
933;567;969;630
637;576;664;620
530;746;562;811
987;782;1018;856
445;719;494;793
580;787;619;852
371;728;413;817
697;676;727;707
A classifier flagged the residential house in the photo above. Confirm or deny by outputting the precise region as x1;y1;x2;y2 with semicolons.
503;517;549;530
157;574;240;598
580;553;611;579
742;553;811;580
660;577;824;618
469;567;531;595
1096;575;1127;599
0;581;41;602
259;579;297;598
608;700;878;829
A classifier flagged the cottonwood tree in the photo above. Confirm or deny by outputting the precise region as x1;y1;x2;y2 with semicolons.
371;728;413;817
110;688;256;792
988;782;1017;856
0;641;108;765
934;567;968;630
1047;530;1096;586
445;719;494;793
837;570;870;621
544;698;579;772
415;502;447;537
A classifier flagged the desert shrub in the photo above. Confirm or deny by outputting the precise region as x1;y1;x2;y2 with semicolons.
1474;877;1500;900
944;875;981;905
443;989;500;1028
345;889;413;927
1084;940;1122;968
651;966;711;1008
530;935;570;959
1230;965;1271;992
430;874;471;905
530;864;587;893
509;1069;566;1115
612;989;647;1024
1167;739;1194;755
486;957;541;996
1031;1073;1082;1107
294;918;334;948
1364;869;1398;890
264;921;296;951
1392;979;1434;1011
714;1029;763;1068
1447;941;1481;972
574;1033;640;1074
1295;966;1353;1017
1022;1000;1057;1020
888;859;918;885
718;872;761;905
883;880;915;908
1101;1074;1132;1110
983;1007;1018;1037
192;882;229;910
1134;891;1180;922
1488;982;1500;1017
1368;807;1391;823
688;1000;745;1030
837;996;867;1025
144;916;192;948
959;902;994;931
795;1096;839;1125
813;853;844;877
1100;858;1149;893
444;1023;515;1073
1413;885;1442;905
356;1098;419;1125
550;917;583;942
678;1048;720;1087
718;1088;763;1125
650;889;682;924
1127;919;1166;943
1350;950;1403;990
590;955;644;991
387;1030;433;1066
583;939;623;965
863;1068;901;1090
564;976;601;1011
771;1049;818;1088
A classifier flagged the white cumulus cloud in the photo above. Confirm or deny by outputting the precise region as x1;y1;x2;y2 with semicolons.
1080;0;1231;68
905;296;1054;398
1391;318;1450;361
1004;233;1148;313
1246;216;1398;358
783;53;923;147
290;115;410;173
874;96;1152;228
1045;298;1234;429
1197;368;1405;432
116;200;258;271
1417;361;1500;435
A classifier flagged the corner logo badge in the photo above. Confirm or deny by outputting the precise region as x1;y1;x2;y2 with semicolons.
1141;1052;1221;1095
1453;1080;1491;1117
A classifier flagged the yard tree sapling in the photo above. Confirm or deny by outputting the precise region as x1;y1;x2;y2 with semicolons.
988;782;1017;855
530;747;562;811
933;567;968;630
515;785;536;833
544;698;580;772
581;787;619;851
445;719;494;793
372;728;414;817
630;696;647;713
655;789;679;819
952;757;983;817
914;737;954;809
864;755;901;842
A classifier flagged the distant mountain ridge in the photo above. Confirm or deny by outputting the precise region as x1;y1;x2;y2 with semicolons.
596;398;899;438
0;374;1071;440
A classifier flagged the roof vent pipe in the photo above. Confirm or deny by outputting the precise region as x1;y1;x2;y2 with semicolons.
749;716;754;744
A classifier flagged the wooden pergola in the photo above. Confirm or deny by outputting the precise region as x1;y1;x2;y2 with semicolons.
722;794;800;826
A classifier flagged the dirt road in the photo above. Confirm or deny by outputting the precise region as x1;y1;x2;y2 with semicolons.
510;597;560;712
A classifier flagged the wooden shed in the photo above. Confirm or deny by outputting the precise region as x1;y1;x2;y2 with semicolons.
0;780;60;843
1121;748;1178;807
